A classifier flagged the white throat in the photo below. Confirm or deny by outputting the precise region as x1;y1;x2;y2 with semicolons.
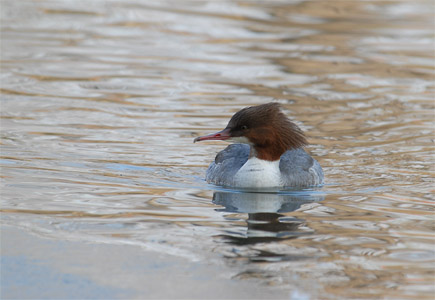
234;157;282;188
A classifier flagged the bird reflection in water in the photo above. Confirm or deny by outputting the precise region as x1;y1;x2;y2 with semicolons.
213;190;324;261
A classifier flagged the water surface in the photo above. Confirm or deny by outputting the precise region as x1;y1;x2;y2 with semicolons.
1;0;434;299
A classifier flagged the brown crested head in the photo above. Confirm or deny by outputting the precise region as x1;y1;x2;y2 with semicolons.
225;102;308;161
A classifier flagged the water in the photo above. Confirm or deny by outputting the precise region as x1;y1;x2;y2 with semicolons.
1;0;434;299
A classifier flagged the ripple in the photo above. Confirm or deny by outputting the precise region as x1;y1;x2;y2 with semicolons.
1;0;434;298
389;250;435;262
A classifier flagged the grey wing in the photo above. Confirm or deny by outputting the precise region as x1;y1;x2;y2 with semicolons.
279;148;324;187
205;144;249;186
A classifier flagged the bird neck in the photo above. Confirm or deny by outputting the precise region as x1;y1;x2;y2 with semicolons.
249;144;283;161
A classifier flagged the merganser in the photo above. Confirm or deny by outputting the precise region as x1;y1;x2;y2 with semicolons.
194;102;324;188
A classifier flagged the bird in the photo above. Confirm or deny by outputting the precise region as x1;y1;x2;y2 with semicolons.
194;102;323;188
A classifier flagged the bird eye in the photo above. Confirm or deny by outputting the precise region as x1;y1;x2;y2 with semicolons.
241;125;248;130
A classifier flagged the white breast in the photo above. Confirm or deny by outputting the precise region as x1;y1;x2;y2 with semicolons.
234;157;282;188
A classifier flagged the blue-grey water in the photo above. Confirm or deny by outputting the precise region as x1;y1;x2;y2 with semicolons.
1;0;434;299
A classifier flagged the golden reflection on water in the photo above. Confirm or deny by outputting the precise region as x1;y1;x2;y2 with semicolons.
1;0;434;298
